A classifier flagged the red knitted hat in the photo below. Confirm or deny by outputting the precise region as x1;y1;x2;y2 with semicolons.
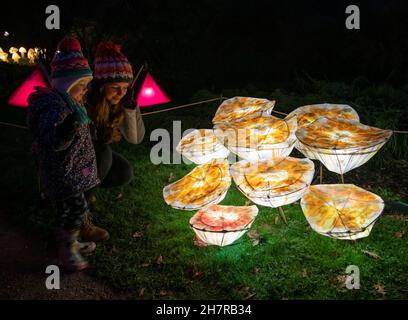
93;41;133;84
50;37;92;79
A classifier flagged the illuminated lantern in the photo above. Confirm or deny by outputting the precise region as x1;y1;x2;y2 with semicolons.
176;129;230;164
27;48;36;63
212;96;275;125
289;103;360;159
19;47;27;58
163;159;231;210
295;117;393;174
301;184;384;240
230;157;315;208
0;47;8;62
136;72;170;107
7;67;49;108
9;47;20;63
214;114;297;162
190;204;259;246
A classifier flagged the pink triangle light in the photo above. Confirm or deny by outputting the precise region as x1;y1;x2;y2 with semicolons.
7;68;49;108
137;72;170;107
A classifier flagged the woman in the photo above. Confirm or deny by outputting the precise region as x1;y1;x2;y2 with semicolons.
84;41;145;242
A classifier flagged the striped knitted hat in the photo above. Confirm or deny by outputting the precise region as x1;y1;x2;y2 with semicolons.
50;37;93;93
93;41;133;85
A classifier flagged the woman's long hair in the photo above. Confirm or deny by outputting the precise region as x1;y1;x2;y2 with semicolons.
86;82;125;142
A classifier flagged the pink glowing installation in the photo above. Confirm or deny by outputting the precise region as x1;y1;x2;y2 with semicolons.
136;72;170;107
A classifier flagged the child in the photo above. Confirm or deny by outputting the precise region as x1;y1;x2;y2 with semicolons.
27;37;100;271
83;41;145;242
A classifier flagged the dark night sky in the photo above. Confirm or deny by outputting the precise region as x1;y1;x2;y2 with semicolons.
1;0;408;97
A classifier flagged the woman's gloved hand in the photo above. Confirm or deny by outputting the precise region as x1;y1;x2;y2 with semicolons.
121;85;138;110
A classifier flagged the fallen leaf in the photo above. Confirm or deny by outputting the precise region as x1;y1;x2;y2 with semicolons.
261;223;273;232
132;231;143;239
247;230;261;246
374;283;386;296
159;290;168;297
193;235;209;247
115;193;123;200
275;215;280;225
244;293;257;300
362;250;381;259
244;200;252;206
156;255;164;265
302;268;308;278
192;271;205;280
394;231;405;239
139;288;145;297
168;173;175;182
139;262;150;268
328;275;348;292
236;286;250;294
252;267;260;274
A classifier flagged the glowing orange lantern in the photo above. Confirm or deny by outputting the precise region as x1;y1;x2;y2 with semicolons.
214;114;297;162
230;157;315;208
190;204;259;246
289;103;360;159
212;96;275;125
163;159;231;210
295;117;393;174
301;184;384;240
176;129;230;164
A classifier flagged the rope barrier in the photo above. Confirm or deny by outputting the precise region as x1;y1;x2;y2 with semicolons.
141;97;225;116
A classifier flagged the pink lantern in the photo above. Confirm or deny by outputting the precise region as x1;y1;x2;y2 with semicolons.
136;72;170;107
7;67;49;108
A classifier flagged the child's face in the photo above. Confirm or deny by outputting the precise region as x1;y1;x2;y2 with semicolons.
104;82;130;105
69;77;93;103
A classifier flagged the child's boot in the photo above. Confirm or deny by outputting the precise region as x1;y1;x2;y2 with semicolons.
57;229;93;272
80;212;110;242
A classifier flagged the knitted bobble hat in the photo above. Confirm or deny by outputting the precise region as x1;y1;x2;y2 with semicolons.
93;41;133;85
50;36;93;93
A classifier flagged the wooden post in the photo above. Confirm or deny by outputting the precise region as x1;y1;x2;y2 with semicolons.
278;207;288;225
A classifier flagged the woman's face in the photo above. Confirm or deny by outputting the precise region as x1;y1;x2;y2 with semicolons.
69;77;93;103
104;82;130;105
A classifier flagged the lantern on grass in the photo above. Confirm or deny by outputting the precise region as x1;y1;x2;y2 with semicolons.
212;96;275;125
0;47;8;62
214;114;297;162
300;184;384;240
295;117;393;175
136;72;170;107
190;204;259;246
230;157;314;222
163;159;231;210
176;129;230;164
7;67;50;108
288;103;360;159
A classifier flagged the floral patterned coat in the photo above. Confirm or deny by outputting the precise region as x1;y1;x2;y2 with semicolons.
27;87;100;201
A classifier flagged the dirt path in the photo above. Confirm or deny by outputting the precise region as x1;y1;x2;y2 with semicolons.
0;211;133;300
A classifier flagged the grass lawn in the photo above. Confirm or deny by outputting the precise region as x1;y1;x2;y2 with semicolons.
0;88;407;300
